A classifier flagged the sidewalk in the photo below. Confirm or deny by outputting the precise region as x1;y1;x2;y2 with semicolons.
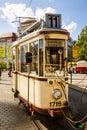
68;73;87;93
0;71;34;130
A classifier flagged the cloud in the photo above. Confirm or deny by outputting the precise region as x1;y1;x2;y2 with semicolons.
0;3;57;27
35;7;57;20
0;2;77;34
63;21;77;33
0;3;34;27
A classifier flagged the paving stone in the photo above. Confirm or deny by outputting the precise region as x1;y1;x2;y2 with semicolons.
0;71;35;130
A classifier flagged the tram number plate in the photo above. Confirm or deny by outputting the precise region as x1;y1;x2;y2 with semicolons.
49;101;61;107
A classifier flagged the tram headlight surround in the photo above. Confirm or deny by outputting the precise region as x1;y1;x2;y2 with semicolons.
52;89;62;100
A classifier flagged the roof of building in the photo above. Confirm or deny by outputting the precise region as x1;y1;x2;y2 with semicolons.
19;18;36;28
0;32;17;39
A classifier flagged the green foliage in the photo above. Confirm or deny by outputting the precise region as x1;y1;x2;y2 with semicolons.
0;60;12;70
73;40;76;45
0;61;6;70
76;26;87;61
9;61;12;68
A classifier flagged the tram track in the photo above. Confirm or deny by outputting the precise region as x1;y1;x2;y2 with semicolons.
32;119;47;130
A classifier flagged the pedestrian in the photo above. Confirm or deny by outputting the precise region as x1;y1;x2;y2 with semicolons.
8;67;12;77
0;66;1;80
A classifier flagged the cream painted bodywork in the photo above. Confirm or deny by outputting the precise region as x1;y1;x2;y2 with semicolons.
15;73;68;109
12;28;69;110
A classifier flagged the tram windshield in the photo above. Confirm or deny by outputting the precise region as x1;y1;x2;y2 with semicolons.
45;39;65;76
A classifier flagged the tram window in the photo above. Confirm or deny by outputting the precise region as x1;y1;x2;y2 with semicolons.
18;47;21;71
45;40;64;66
39;39;43;76
20;44;28;72
46;47;62;64
30;41;38;75
25;52;32;63
12;48;16;71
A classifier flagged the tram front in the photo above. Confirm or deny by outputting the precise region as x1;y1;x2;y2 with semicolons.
44;37;69;117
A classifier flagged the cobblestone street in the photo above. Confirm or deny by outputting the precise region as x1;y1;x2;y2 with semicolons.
0;71;35;130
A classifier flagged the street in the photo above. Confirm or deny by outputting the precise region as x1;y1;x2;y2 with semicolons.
68;73;87;118
68;73;87;87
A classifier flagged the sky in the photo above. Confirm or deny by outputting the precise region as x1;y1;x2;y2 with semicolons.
0;0;87;40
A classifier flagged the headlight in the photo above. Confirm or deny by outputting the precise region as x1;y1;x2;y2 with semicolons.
52;89;62;100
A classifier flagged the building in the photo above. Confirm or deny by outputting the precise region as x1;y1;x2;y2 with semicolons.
0;32;18;69
17;17;37;35
0;18;36;70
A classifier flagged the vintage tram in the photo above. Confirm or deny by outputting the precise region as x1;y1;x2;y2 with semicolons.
12;13;70;117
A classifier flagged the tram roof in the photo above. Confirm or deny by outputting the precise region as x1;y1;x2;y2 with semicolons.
12;27;70;47
12;17;70;47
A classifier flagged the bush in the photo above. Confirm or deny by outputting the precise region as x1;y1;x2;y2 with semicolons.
0;60;12;70
0;61;6;70
9;61;12;68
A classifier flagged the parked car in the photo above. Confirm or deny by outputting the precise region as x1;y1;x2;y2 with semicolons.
76;60;87;73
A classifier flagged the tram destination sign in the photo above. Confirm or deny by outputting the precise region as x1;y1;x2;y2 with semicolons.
46;40;64;47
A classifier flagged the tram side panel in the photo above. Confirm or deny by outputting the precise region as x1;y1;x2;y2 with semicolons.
18;74;29;104
29;78;50;108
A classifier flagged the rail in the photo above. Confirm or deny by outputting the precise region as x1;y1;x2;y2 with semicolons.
32;118;47;130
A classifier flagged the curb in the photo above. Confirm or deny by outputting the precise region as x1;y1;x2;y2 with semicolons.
69;83;87;94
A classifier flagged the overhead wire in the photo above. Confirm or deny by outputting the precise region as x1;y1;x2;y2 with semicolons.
23;0;33;7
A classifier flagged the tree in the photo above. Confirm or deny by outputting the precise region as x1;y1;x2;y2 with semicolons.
76;26;87;61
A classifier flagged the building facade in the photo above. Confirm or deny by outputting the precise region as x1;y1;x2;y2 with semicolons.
0;32;17;69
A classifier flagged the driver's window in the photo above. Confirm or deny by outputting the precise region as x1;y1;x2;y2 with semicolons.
46;47;63;65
